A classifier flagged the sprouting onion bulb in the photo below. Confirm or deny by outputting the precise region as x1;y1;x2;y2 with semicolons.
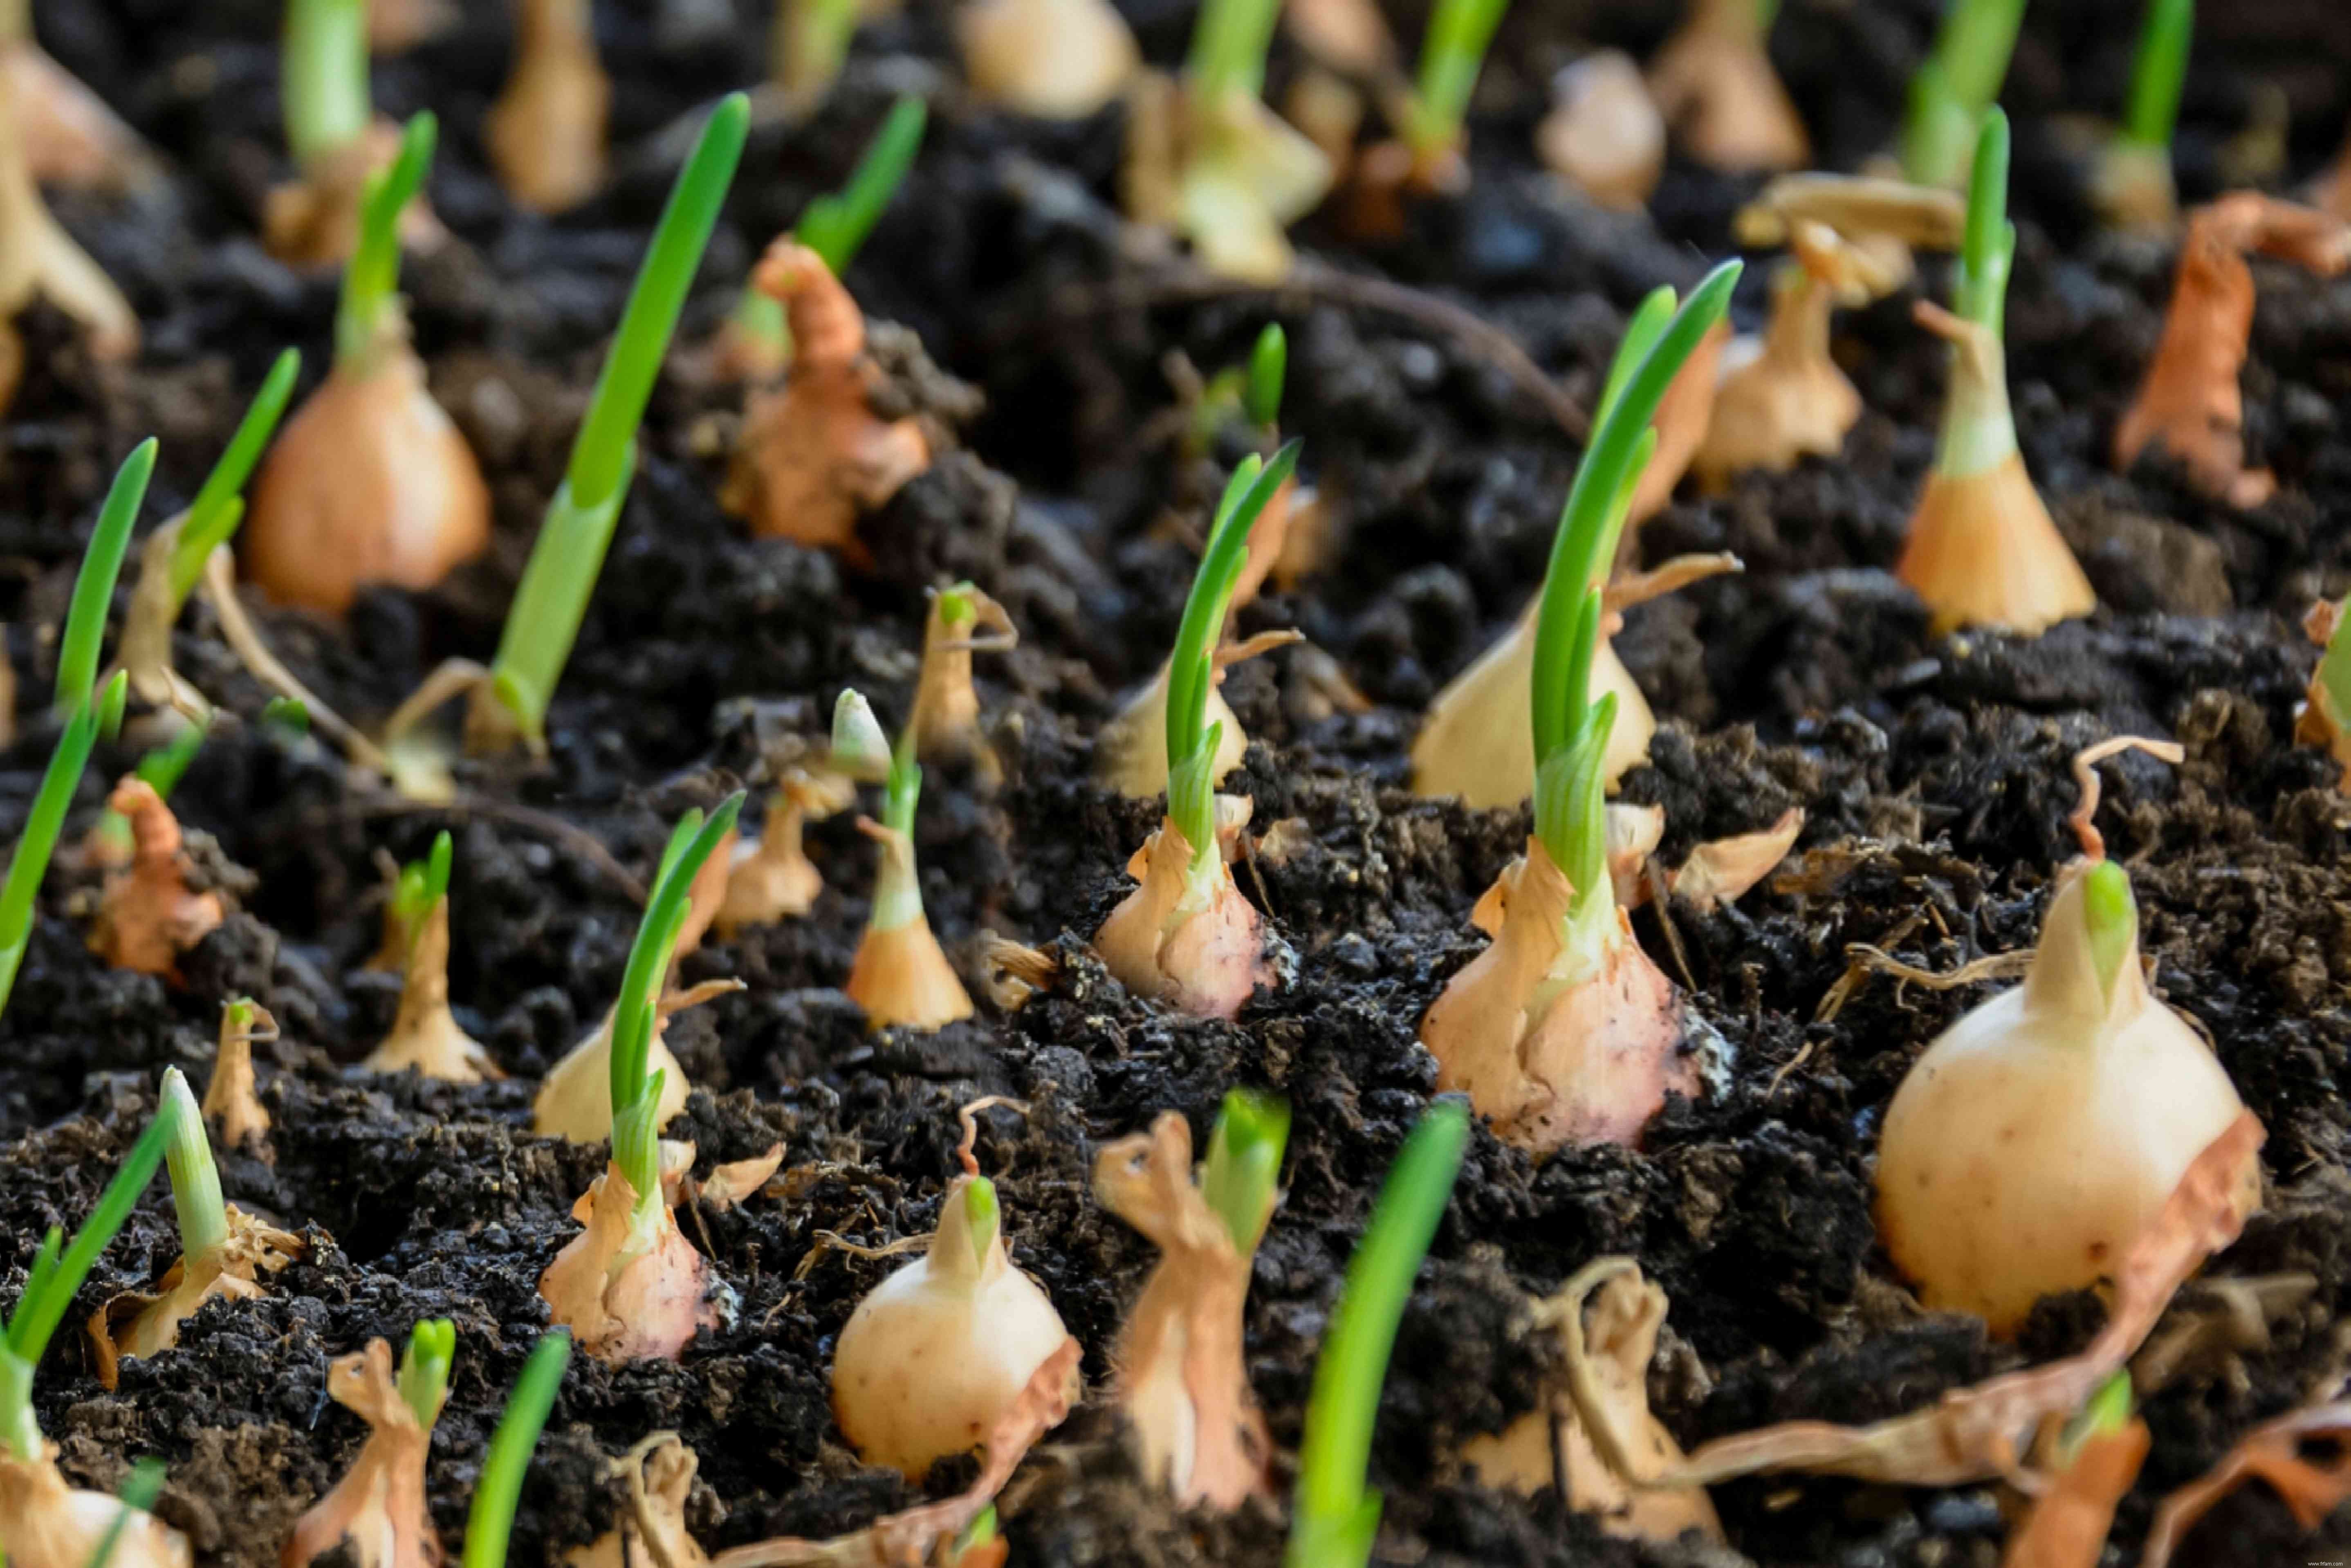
1411;289;1727;808
1694;224;1864;486
1875;859;2259;1336
247;112;491;616
539;799;741;1362
86;1069;304;1388
1121;0;1332;283
1095;449;1299;1020
1895;110;2095;637
270;0;437;268
843;700;974;1033
0;1106;181;1568
2091;0;2192;233
365;832;500;1082
1898;0;2025;190
282;1331;446;1568
1095;1095;1288;1507
1645;0;1809;175
907;582;1017;772
1418;265;1741;1155
487;0;610;214
1537;51;1665;213
87;776;224;981
833;1175;1074;1477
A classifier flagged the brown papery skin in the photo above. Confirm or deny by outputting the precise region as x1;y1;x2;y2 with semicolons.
720;240;930;564
563;1438;711;1568
714;775;853;935
1094;1112;1272;1509
2114;194;2351;508
1536;50;1665;213
265;119;443;269
1419;838;1694;1152
203;1006;273;1151
487;0;609;214
1645;0;1808;174
845;916;975;1032
2295;601;2351;787
90;779;223;979
1094;813;1269;1021
909;587;1015;767
88;1208;304;1389
540;1161;716;1363
362;899;502;1081
0;1447;191;1568
1998;1421;2148;1568
281;1341;439;1568
1694;250;1860;486
1898;455;2093;636
244;345;491;614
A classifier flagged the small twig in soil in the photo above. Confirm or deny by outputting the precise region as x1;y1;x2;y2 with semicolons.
315;795;648;903
1054;260;1591;441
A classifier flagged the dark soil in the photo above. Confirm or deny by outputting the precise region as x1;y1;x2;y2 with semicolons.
7;1;2351;1565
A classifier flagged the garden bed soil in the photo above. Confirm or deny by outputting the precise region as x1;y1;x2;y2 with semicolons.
8;0;2351;1565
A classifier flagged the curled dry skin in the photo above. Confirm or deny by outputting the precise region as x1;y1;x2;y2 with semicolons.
541;1150;716;1363
2139;1388;2351;1568
830;1174;1077;1478
1733;174;1965;301
1094;800;1269;1021
88;1210;305;1388
721;240;931;565
1093;1112;1271;1510
0;1445;191;1568
2114;193;2351;509
363;897;501;1082
280;1340;439;1568
89;779;225;980
1897;301;2095;637
1694;223;1864;487
1420;836;1694;1152
243;341;492;615
564;1436;711;1568
1536;50;1665;213
909;587;1016;772
715;771;857;936
265;118;444;269
202;1001;276;1153
958;0;1138;119
1875;859;2259;1337
1644;0;1808;174
1459;1260;1722;1546
486;0;609;214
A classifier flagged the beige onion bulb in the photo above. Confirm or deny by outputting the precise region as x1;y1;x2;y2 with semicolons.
831;1175;1075;1477
1875;860;2260;1336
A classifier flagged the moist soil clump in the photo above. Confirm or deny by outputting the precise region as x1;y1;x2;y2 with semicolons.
7;2;2351;1566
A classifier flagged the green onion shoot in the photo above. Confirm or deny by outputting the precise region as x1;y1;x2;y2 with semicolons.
1285;1099;1469;1568
1898;0;2026;189
460;1331;573;1568
471;92;749;754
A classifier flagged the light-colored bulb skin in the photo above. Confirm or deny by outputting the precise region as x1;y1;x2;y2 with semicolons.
1096;659;1251;799
1095;809;1268;1020
0;1453;191;1568
831;1178;1074;1477
1536;50;1665;213
534;1009;694;1142
1874;867;2261;1336
244;349;491;615
959;0;1139;119
1410;604;1653;809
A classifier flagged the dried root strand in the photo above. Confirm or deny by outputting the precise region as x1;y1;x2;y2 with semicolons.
2067;735;2183;861
2139;1386;2351;1568
1654;1113;2263;1489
